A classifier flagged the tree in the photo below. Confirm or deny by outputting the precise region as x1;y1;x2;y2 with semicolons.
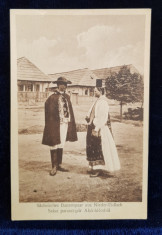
105;66;144;121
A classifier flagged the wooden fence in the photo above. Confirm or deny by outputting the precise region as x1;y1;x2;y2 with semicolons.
18;92;96;105
18;92;49;103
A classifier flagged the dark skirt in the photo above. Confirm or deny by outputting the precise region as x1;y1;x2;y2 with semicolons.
86;124;105;167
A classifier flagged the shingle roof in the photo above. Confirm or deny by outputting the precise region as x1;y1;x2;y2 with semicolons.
17;57;140;86
92;64;140;79
49;68;98;87
17;57;51;82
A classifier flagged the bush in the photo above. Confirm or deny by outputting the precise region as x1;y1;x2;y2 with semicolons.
123;107;143;121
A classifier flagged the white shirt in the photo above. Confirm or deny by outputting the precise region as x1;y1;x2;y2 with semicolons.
87;95;109;132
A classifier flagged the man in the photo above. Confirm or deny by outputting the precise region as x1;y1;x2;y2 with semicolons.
42;77;78;176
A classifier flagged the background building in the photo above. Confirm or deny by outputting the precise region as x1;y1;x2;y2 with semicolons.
49;68;98;104
92;64;140;84
17;57;52;103
17;57;141;105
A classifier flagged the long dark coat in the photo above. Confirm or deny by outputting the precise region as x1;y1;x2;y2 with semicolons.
42;91;78;146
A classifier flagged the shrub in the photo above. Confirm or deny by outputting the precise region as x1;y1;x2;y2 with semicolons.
123;107;143;121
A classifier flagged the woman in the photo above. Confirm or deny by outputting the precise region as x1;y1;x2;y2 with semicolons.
86;87;120;177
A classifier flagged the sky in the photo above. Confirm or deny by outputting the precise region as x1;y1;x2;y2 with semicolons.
16;14;146;74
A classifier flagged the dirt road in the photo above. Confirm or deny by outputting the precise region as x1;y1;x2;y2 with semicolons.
19;121;143;202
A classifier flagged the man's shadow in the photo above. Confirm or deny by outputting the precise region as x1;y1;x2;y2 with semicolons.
20;160;51;173
20;156;118;179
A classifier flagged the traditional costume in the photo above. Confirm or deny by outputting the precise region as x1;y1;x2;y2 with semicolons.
86;95;120;174
42;77;77;175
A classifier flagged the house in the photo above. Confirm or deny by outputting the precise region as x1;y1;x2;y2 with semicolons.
17;57;141;105
92;64;141;86
17;57;98;104
17;57;52;102
48;69;98;104
49;68;98;96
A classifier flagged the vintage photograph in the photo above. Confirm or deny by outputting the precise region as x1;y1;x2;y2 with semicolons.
11;9;151;220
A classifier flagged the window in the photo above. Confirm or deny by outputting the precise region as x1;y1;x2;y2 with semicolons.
89;88;94;96
18;85;24;91
36;84;40;92
27;84;33;91
85;89;88;95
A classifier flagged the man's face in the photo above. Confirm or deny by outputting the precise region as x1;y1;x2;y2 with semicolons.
58;83;67;92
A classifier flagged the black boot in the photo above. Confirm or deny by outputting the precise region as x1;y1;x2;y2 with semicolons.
57;148;69;172
50;149;58;176
90;170;102;178
57;148;63;165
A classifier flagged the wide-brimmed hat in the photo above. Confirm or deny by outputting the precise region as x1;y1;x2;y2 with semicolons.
52;77;72;84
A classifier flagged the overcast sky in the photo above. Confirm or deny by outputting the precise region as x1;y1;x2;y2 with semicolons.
16;14;146;74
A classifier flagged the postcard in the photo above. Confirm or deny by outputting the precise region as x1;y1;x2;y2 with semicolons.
11;9;151;220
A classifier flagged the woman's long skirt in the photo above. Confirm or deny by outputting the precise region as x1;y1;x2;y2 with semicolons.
86;124;120;172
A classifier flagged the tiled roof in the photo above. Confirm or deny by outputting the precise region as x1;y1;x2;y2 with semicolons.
17;57;51;82
92;64;140;79
49;68;98;87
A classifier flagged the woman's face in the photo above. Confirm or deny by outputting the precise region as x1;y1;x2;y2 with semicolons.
94;87;101;97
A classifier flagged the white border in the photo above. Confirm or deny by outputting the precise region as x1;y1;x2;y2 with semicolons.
10;9;151;220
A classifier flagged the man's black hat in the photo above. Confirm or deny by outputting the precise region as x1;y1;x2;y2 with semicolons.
53;77;72;84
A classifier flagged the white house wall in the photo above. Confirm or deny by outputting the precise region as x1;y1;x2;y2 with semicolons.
66;86;93;96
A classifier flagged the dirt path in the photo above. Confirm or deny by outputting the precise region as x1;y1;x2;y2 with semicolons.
19;122;143;202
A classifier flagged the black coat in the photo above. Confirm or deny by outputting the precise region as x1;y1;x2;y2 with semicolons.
42;91;78;146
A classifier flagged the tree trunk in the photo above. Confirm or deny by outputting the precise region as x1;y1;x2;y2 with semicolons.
141;101;143;108
120;100;123;121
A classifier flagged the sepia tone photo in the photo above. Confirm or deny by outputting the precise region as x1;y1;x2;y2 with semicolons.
11;9;151;220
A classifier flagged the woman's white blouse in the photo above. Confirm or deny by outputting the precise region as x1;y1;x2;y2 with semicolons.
93;98;109;132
